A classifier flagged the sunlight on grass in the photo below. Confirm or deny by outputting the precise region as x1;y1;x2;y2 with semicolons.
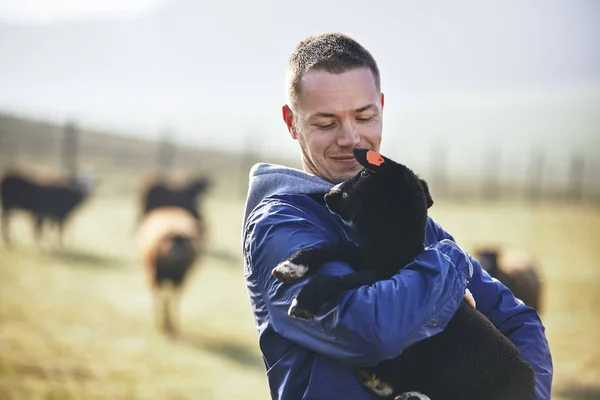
1;186;599;399
0;192;269;400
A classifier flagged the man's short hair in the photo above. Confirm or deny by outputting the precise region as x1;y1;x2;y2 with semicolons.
286;32;381;109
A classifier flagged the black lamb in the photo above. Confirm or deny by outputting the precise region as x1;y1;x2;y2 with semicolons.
271;148;535;400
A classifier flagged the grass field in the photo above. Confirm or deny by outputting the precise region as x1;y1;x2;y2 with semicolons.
2;186;599;399
1;114;599;399
429;202;600;400
0;190;271;400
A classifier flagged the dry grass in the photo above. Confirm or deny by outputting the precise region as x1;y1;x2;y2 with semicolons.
1;114;599;399
431;201;600;400
1;190;599;399
0;192;269;400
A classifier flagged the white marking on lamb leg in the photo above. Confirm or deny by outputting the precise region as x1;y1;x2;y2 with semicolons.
325;204;354;228
356;368;395;397
394;392;431;400
288;297;299;317
339;218;354;228
288;297;314;319
272;260;308;283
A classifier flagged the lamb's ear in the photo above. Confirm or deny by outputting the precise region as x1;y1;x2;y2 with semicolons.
419;178;434;209
353;148;386;171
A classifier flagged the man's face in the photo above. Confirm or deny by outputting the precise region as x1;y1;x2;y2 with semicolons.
283;67;384;184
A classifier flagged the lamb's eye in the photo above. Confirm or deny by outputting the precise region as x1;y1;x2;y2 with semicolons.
360;169;371;178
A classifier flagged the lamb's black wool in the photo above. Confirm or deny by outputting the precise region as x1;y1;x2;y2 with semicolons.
272;148;535;400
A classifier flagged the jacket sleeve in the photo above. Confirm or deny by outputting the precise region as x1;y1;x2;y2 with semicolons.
244;200;473;367
428;218;554;400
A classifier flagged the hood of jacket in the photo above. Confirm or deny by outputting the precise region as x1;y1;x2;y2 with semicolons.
242;163;334;228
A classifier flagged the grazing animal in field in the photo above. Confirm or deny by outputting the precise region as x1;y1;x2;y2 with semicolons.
272;148;535;400
138;175;211;223
475;247;543;312
136;206;205;336
0;169;95;246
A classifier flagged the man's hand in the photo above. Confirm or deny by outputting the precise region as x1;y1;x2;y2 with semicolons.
464;288;476;308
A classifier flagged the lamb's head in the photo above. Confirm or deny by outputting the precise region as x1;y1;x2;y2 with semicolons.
74;171;97;197
324;148;433;244
474;248;500;276
186;177;211;198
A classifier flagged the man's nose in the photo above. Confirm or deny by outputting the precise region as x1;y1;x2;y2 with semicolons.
337;122;361;147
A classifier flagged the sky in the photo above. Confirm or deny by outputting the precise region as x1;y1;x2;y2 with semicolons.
0;0;599;183
0;0;163;23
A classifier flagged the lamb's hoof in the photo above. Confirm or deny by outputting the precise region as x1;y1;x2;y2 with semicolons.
272;260;308;283
394;393;431;400
288;298;314;319
356;368;394;397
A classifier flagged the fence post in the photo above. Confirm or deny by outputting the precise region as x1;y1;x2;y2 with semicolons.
482;146;501;202
431;145;448;199
156;129;176;173
62;120;79;178
0;129;8;166
568;153;585;203
526;150;545;204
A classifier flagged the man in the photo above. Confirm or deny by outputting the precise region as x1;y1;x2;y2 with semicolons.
242;32;552;400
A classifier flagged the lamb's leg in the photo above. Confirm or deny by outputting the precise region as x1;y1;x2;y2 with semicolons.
273;241;359;283
357;368;430;400
356;368;431;399
34;214;44;246
168;287;182;337
0;208;10;245
355;368;395;398
289;269;382;318
155;284;176;336
56;219;65;249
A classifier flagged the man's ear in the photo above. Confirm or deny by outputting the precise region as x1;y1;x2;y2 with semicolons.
419;178;434;209
282;105;297;139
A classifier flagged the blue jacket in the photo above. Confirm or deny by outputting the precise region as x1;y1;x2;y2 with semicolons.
242;163;553;400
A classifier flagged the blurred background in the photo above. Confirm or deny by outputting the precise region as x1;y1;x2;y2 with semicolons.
0;0;598;399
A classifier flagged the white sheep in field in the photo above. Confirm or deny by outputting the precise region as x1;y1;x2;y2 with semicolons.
136;206;205;336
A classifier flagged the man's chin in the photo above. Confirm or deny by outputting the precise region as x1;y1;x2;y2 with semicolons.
330;169;361;184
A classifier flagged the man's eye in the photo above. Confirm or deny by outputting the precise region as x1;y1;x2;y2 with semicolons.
357;115;375;122
316;123;336;130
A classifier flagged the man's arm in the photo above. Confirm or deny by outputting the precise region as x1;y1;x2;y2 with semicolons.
244;200;473;367
427;217;553;400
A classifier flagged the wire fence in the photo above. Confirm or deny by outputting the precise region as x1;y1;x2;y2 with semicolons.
1;113;598;205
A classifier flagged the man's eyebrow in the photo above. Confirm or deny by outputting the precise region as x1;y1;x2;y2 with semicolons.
310;104;377;119
355;104;377;113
